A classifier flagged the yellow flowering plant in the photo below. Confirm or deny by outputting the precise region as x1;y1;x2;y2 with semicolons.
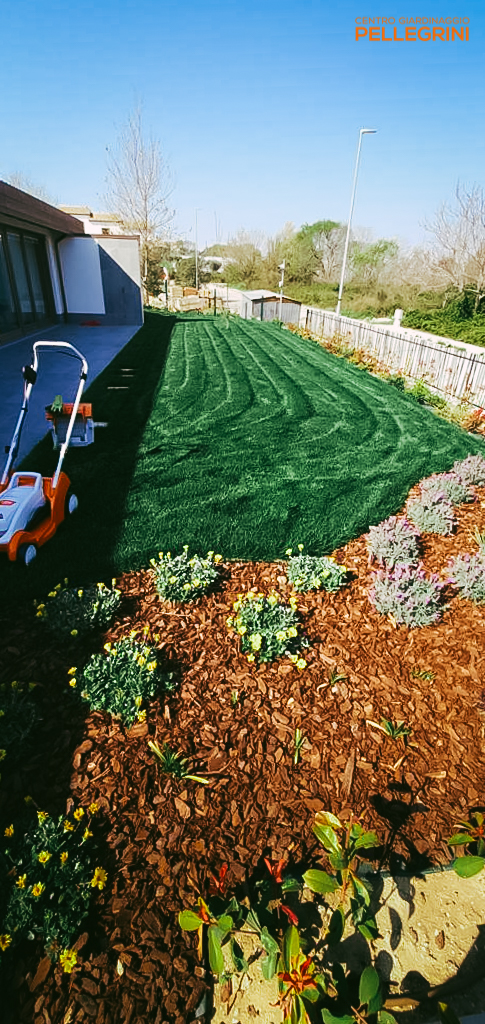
285;545;348;594
0;804;105;969
227;590;310;665
69;635;176;727
150;546;222;603
34;579;121;640
0;681;40;771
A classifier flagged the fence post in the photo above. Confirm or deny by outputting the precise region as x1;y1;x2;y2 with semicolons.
260;296;264;321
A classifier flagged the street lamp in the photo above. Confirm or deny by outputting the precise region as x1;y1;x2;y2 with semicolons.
278;260;285;320
336;128;376;317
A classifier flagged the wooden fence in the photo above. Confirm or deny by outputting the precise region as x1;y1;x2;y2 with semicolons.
304;307;485;409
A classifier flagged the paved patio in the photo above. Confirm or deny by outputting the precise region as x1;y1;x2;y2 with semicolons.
0;323;140;466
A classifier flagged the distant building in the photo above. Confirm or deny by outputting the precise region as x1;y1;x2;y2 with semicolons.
58;206;132;237
0;182;143;344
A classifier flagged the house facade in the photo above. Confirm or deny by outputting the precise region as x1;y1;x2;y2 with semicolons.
0;182;143;346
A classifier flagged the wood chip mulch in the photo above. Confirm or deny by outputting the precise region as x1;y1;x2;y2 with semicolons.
1;487;485;1023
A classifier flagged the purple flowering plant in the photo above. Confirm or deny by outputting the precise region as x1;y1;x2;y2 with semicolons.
368;562;446;627
366;515;420;568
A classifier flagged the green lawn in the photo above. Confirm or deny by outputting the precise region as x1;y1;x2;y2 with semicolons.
3;310;485;600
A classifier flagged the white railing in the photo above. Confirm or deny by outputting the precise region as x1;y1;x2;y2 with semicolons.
302;306;485;409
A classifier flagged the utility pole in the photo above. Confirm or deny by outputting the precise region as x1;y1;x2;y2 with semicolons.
336;128;376;316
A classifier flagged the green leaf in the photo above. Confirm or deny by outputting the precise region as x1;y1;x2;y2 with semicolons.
352;831;379;851
261;950;278;980
216;914;233;936
178;910;203;931
352;874;371;906
448;833;473;846
283;924;300;969
246;908;261;933
208;925;225;975
322;1011;355;1024
453;855;485;878
327;907;345;946
316;811;342;829
358;918;380;941
378;1011;397;1024
359;966;380;1007
302;985;319;1003
313;824;341;856
231;937;248;973
438;1002;462;1024
260;925;279;955
282;875;302;893
303;869;338;894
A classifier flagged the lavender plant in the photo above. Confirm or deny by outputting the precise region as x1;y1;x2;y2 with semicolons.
368;563;446;627
407;490;455;535
419;472;474;506
366;515;420;567
447;552;485;604
452;453;485;487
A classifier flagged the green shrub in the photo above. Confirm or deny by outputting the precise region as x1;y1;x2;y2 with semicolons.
0;682;40;770
368;563;446;627
420;472;474;506
0;804;104;970
453;454;485;486
69;634;176;727
406;380;448;408
150;546;222;603
285;545;348;592
366;516;420;568
226;590;309;666
35;580;121;639
407;491;455;535
447;552;485;604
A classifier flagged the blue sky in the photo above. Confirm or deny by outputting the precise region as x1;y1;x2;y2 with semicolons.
1;0;482;249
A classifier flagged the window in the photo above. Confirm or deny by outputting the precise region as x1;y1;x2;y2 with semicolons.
0;228;53;336
0;236;17;332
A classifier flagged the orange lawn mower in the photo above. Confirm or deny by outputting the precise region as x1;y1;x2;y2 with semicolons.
0;340;96;566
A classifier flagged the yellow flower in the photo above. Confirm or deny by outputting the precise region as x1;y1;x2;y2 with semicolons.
137;710;147;722
289;654;298;664
289;598;298;611
238;625;247;635
69;679;77;688
88;802;99;815
32;883;45;898
70;629;78;637
37;811;49;824
147;661;157;672
48;591;57;598
193;579;201;587
60;852;68;864
73;808;84;820
268;594;278;606
298;544;304;551
77;589;83;598
38;851;51;864
36;610;44;618
67;667;77;676
63;820;74;832
247;654;255;663
24;795;34;805
83;828;93;840
111;577;117;588
104;641;112;651
276;630;286;642
286;626;298;639
16;874;27;888
296;659;307;670
0;934;12;951
90;866;107;890
0;750;7;764
233;600;240;612
226;617;233;627
214;554;222;563
59;948;78;974
250;633;262;651
4;825;14;838
285;548;292;556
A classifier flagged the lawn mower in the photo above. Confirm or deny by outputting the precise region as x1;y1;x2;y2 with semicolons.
0;340;94;566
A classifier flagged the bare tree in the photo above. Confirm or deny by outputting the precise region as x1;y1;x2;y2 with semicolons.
105;107;174;298
4;171;56;204
425;183;485;308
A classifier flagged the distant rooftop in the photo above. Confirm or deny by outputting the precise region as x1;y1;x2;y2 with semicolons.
59;206;124;223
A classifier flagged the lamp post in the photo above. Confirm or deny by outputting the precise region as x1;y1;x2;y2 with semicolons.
336;128;376;317
278;260;285;320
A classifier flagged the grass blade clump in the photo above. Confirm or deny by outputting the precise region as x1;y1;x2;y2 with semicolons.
368;563;446;627
285;544;348;592
452;453;485;486
34;580;121;639
407;489;455;535
68;635;176;727
150;546;222;603
366;515;420;568
447;553;485;605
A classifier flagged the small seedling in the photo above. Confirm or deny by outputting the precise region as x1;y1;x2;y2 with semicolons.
410;667;435;682
230;690;239;707
329;670;347;687
148;740;209;784
292;728;305;766
473;526;485;551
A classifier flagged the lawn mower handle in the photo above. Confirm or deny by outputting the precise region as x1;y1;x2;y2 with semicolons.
1;341;89;488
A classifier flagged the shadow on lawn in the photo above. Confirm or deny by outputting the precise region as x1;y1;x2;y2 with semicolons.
0;313;177;606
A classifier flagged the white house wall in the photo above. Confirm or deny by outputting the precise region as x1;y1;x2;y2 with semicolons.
58;237;105;314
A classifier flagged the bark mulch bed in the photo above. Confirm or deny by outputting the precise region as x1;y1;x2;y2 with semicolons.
1;486;485;1023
